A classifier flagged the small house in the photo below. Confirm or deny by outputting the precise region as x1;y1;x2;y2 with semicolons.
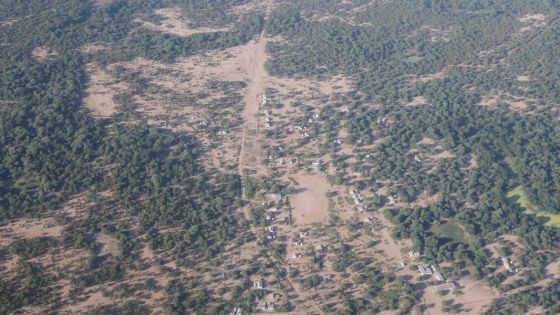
253;279;264;289
231;307;244;315
408;251;421;258
502;257;513;272
418;264;433;276
312;160;322;173
432;266;444;281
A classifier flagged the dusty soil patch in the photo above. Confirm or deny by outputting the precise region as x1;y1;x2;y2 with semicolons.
405;95;429;106
479;91;534;112
519;13;546;23
119;36;257;94
134;8;230;37
0;19;18;27
93;0;114;6
545;258;560;278
418;137;436;146
423;278;498;315
431;150;455;160
267;74;354;97
66;291;112;313
83;63;129;117
518;14;547;33
290;173;330;225
467;155;478;169
81;42;109;54
421;26;452;43
32;46;58;62
0;218;63;247
97;233;119;257
307;13;373;28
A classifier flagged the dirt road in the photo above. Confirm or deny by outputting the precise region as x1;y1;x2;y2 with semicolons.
238;4;270;215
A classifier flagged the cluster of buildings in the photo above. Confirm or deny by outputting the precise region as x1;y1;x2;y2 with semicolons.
292;231;310;260
294;125;310;138
291;232;330;263
350;189;364;205
230;307;244;315
250;279;284;312
263;193;291;241
377;117;388;126
417;263;445;282
501;257;518;273
411;252;457;293
387;193;400;205
308;112;320;123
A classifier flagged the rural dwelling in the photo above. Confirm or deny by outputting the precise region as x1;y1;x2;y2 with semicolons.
432;266;444;281
231;307;244;315
312;160;322;173
408;251;421;258
253;279;264;289
322;274;333;281
260;302;275;311
418;264;433;276
502;257;514;272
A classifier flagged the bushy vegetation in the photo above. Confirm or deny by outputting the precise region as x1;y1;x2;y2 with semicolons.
0;0;250;313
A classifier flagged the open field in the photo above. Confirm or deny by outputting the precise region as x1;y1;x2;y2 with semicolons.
508;186;560;227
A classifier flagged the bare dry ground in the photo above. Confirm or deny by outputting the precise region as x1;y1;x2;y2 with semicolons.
290;173;330;225
93;0;114;6
0;218;62;247
423;278;500;314
32;46;58;62
96;233;119;256
516;75;531;82
267;73;354;97
0;18;18;27
133;8;230;37
83;63;129;117
410;68;448;84
518;13;547;33
405;95;430;106
479;90;535;112
423;26;452;43
81;43;108;54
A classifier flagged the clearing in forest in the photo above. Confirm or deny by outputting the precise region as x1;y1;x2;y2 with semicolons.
507;186;560;227
134;8;230;37
83;64;128;117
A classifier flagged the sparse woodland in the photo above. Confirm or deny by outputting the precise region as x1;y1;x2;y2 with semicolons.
0;0;560;314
